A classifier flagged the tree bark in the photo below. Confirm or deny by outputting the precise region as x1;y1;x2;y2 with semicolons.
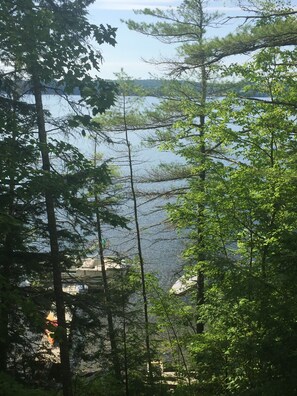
32;72;73;396
93;139;122;381
122;93;153;382
0;90;21;371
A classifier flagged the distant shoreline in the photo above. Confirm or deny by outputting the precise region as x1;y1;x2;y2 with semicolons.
1;79;268;98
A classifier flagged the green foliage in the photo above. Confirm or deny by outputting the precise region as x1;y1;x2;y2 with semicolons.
2;0;297;393
74;374;125;396
0;372;55;396
74;371;176;396
127;1;297;394
186;3;297;66
0;1;126;393
177;46;297;393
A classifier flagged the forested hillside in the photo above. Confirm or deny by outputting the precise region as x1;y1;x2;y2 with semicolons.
1;1;297;395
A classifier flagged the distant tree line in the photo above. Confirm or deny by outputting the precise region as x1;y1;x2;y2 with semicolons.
1;78;268;98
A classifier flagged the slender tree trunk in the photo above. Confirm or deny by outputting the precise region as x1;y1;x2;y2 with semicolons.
121;279;129;396
0;90;20;371
0;240;12;372
93;138;122;381
95;210;122;379
153;286;191;384
196;62;207;334
122;93;153;381
32;73;73;396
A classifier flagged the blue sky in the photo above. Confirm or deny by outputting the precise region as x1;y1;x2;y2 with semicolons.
88;0;245;79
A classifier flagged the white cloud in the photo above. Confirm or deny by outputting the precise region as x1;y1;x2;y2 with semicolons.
92;0;177;11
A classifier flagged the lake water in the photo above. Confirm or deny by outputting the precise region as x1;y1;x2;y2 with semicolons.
27;94;186;287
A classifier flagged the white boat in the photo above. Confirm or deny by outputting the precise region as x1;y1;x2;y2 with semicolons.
170;275;197;295
63;256;129;286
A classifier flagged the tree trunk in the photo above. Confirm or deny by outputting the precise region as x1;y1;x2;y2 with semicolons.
32;73;73;396
0;91;21;371
122;93;153;381
196;60;207;335
0;240;11;372
93;138;122;380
